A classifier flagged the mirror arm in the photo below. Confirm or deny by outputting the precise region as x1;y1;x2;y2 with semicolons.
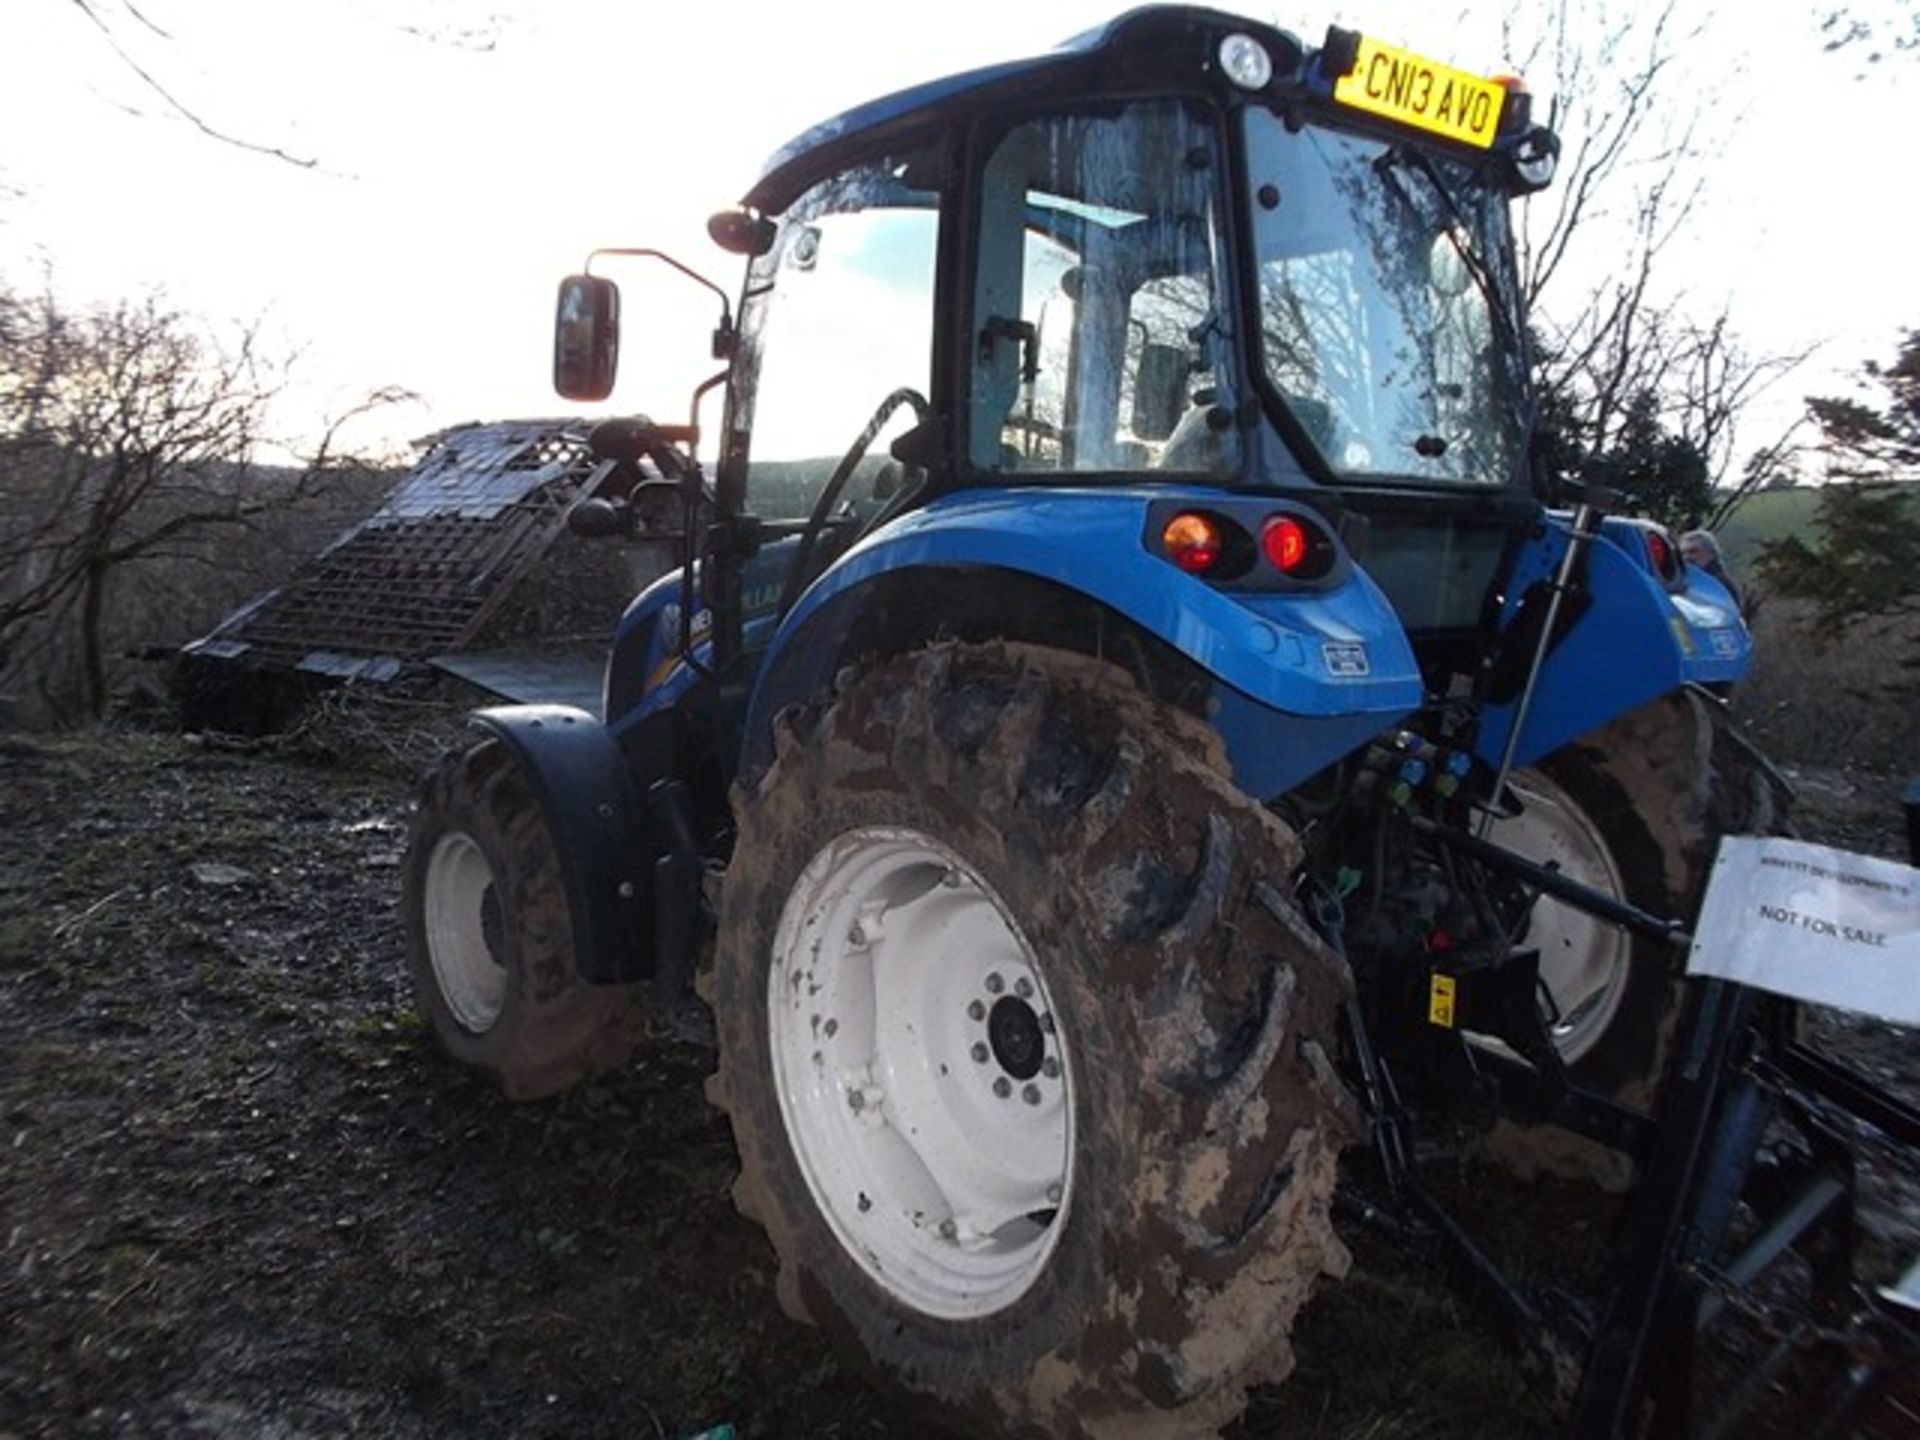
586;247;737;352
687;368;731;455
670;365;735;687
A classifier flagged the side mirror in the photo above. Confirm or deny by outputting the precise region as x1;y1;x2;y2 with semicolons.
707;207;777;258
1132;343;1192;441
554;275;620;401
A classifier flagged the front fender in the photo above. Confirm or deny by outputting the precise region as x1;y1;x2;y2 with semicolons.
1475;520;1753;769
749;486;1424;795
469;705;654;984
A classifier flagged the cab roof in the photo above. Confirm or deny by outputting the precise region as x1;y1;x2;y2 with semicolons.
742;6;1306;214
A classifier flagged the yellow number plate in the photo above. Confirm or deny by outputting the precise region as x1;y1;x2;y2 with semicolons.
1333;37;1506;150
1428;973;1458;1028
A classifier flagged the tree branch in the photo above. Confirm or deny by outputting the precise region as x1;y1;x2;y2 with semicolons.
66;0;318;169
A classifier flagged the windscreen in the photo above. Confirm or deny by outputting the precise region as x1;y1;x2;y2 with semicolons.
1243;109;1528;487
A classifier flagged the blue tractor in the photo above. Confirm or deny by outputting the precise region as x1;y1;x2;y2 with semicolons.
402;9;1771;1435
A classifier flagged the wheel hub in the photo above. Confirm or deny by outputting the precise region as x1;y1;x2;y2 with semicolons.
987;996;1045;1081
1481;770;1632;1066
766;827;1075;1320
422;830;508;1034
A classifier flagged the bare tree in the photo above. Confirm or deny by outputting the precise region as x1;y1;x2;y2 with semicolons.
59;0;512;170
1497;0;1718;454
0;286;406;720
1494;0;1811;513
1819;2;1920;69
1500;0;1710;311
65;0;319;168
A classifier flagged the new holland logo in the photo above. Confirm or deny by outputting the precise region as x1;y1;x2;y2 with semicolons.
1323;642;1371;678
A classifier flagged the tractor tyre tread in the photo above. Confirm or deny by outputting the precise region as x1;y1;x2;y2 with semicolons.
403;739;636;1101
706;641;1358;1439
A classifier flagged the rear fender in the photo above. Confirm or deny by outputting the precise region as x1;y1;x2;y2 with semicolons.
1475;521;1752;769
469;705;655;984
743;488;1424;798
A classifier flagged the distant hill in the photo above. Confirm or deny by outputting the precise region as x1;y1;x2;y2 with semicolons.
1712;481;1916;571
1714;487;1822;569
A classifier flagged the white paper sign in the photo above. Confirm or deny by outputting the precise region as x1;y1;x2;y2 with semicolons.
1688;836;1920;1025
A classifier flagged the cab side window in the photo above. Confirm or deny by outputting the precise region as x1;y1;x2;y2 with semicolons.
735;151;943;523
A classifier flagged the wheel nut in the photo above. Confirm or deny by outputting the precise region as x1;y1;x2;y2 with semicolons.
1014;976;1033;999
1042;1056;1061;1079
1040;1012;1056;1034
967;999;986;1021
938;1218;957;1239
1022;1084;1042;1106
970;1042;990;1064
985;972;1004;995
1046;1183;1063;1204
993;1077;1012;1099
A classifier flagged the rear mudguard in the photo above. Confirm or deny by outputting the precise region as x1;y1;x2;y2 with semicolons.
468;705;654;984
739;486;1424;799
1474;515;1752;770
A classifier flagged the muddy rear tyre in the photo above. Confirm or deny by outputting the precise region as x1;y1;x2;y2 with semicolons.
705;642;1357;1439
402;740;635;1100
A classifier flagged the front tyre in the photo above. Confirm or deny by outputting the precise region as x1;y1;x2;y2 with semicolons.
706;643;1357;1439
1485;691;1785;1181
402;740;635;1100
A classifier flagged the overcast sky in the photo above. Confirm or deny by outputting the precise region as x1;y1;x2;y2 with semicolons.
3;1;1912;461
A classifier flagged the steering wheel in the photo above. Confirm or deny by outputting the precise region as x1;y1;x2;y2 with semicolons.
778;387;930;616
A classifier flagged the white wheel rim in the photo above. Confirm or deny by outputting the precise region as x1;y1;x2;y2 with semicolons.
767;827;1074;1320
1483;770;1633;1066
424;831;507;1033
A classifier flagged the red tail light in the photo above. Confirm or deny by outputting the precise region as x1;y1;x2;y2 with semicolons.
1162;513;1222;575
1262;516;1309;574
1645;530;1678;581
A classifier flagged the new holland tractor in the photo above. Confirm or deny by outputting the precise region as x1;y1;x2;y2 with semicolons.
400;9;1804;1435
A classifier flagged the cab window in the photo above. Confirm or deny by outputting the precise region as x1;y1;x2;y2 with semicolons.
736;150;943;521
969;102;1238;476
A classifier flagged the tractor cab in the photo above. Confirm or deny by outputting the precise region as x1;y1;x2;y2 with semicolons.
556;7;1564;711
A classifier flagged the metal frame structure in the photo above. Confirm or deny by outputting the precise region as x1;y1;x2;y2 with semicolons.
1343;819;1920;1438
185;421;601;679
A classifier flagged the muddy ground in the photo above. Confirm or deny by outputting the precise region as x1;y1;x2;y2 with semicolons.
1;724;1914;1439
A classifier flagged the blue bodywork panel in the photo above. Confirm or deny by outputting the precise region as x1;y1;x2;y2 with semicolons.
1474;515;1751;769
747;55;1051;208
781;489;1421;717
612;500;1754;797
608;554;782;735
740;487;1423;797
612;567;696;720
